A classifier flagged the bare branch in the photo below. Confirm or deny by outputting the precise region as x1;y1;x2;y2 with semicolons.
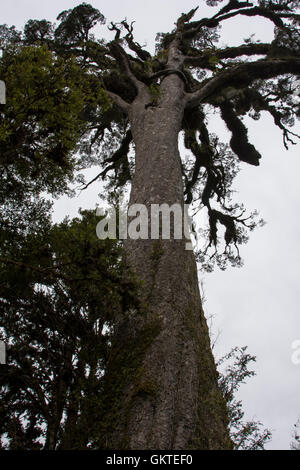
108;22;122;40
121;20;152;61
176;7;199;27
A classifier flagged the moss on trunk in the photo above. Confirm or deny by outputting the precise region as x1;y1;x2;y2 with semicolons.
98;72;232;450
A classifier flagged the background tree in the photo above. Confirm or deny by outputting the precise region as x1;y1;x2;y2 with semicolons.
0;0;299;449
0;210;139;450
217;346;272;449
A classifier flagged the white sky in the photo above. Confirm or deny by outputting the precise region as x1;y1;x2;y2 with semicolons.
1;0;300;450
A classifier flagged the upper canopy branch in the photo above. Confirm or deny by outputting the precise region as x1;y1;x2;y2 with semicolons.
185;57;300;108
211;5;285;28
212;1;254;19
184;42;271;67
108;40;147;96
120;20;152;62
180;2;300;41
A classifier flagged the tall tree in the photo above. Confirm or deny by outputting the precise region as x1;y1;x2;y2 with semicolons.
0;0;299;449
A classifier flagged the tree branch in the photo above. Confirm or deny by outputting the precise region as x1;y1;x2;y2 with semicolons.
108;41;147;95
106;91;130;113
121;20;152;62
212;5;285;28
80;129;132;190
181;2;297;41
184;43;271;67
185;57;300;108
212;1;254;19
241;88;300;149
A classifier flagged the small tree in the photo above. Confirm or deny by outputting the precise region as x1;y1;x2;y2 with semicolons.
291;417;300;449
217;346;272;449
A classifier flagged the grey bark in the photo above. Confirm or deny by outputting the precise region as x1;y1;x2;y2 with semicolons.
99;42;232;450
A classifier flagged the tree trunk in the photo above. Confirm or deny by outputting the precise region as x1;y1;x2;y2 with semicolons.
99;69;232;450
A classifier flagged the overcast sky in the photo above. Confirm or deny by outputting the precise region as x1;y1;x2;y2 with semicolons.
2;0;300;449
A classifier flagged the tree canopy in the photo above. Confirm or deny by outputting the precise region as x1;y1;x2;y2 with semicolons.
0;209;139;449
1;0;299;270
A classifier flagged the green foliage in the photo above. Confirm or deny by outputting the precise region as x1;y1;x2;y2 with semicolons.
0;42;111;202
0;209;139;449
55;3;105;50
0;24;21;48
23;19;54;45
1;46;83;149
217;346;272;449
